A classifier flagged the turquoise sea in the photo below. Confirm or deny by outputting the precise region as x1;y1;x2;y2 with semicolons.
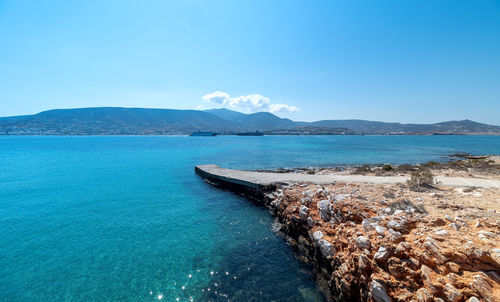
1;135;500;301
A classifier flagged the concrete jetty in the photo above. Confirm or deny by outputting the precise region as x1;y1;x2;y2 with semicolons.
195;164;500;189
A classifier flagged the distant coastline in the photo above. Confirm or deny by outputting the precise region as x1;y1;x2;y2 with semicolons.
1;107;499;136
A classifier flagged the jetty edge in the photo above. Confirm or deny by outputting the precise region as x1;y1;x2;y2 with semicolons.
194;164;282;200
195;164;500;189
195;164;500;302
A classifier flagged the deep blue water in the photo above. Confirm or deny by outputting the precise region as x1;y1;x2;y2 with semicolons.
1;135;499;301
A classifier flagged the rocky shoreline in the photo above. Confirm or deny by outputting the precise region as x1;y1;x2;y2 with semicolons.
263;182;499;302
199;157;500;302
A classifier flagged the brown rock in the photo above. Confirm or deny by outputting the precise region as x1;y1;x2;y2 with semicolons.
415;287;433;302
446;262;461;274
471;273;493;302
387;257;407;278
358;254;371;274
431;218;447;226
374;246;391;263
443;283;462;302
423;236;448;264
370;280;392;302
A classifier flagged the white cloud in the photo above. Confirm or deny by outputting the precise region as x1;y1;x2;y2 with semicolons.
269;103;300;114
202;91;230;104
202;91;300;114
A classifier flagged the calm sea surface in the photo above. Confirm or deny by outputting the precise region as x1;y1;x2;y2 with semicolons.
1;135;499;301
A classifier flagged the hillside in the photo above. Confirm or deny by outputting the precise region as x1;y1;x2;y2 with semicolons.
206;108;298;130
0;107;240;135
0;107;499;135
311;119;500;134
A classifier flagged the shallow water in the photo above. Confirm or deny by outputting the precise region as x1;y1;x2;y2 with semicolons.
1;135;499;301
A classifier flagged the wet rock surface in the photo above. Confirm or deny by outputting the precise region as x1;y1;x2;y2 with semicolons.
263;182;500;301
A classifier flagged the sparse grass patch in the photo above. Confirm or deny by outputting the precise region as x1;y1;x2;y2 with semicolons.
407;169;435;192
396;164;417;173
382;164;393;171
354;164;372;174
423;161;440;169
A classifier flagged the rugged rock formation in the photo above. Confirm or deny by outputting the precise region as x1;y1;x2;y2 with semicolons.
262;183;500;301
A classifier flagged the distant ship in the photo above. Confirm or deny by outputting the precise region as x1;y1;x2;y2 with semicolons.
189;131;217;136
236;131;264;136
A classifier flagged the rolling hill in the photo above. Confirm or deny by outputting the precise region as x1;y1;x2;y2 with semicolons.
0;107;499;135
206;108;298;131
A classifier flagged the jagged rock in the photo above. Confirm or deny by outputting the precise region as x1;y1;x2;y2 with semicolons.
443;283;462;302
371;280;392;302
388;218;411;232
446;262;461;274
478;230;496;239
297;235;310;254
423;236;448;264
356;236;371;250
362;219;374;231
408;257;420;269
387;220;402;230
435;229;449;236
420;265;434;289
271;198;281;207
318;239;336;257
252;177;500;302
317;200;331;221
358;254;370;272
415;287;432;302
375;225;387;235
449;223;461;231
472;273;493;302
387;257;406;278
299;205;309;220
445;214;454;222
388;229;403;242
446;272;460;286
307;216;314;228
395;242;410;256
431;218;447;226
487;270;500;284
334;194;347;202
374;246;390;263
491;248;500;268
394;209;404;215
313;230;323;243
301;197;312;204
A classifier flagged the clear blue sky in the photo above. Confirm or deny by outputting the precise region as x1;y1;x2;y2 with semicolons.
1;0;499;124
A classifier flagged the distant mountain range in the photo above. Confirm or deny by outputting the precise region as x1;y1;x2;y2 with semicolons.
0;107;499;135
